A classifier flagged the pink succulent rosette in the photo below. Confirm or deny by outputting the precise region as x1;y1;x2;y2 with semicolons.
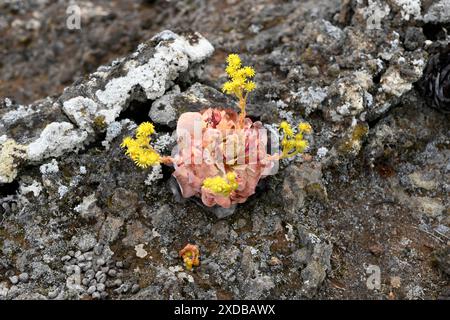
172;108;276;208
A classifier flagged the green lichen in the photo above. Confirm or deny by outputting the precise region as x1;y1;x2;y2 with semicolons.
93;115;107;130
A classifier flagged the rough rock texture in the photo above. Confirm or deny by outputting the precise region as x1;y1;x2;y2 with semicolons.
0;0;449;300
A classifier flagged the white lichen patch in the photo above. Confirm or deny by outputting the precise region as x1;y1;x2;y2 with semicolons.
73;193;98;218
39;159;59;175
275;100;294;124
380;59;425;97
169;266;183;273
58;185;69;199
62;97;100;132
330;71;373;121
322;20;344;40
1;105;37;124
362;0;391;30
380;66;416;97
393;0;421;21
423;0;450;23
4;98;12;108
0;139;27;183
293;86;328;115
95;31;213;128
132;43;148;58
79;166;87;175
145;164;163;185
153;133;175;153
285;223;296;242
316;147;329;159
101;120;130;149
177;272;195;283
157;30;215;63
74;193;97;215
20;180;43;197
27;122;88;162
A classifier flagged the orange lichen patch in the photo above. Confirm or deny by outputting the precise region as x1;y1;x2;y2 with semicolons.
179;244;200;271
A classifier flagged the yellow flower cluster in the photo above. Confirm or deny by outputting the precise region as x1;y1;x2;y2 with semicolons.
202;172;239;196
222;54;256;98
279;121;312;159
120;122;161;168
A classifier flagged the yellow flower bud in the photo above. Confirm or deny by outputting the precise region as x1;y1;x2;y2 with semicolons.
298;122;312;134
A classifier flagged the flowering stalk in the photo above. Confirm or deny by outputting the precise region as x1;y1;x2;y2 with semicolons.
222;54;256;128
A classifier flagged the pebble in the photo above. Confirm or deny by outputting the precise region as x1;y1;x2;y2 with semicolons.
82;278;90;286
18;273;29;283
67;265;79;275
96;258;105;266
94;245;103;256
74;250;82;258
95;271;103;279
84;252;94;261
108;269;117;277
98;274;107;283
9;276;19;285
77;254;86;262
5;270;15;277
117;283;130;293
92;292;101;299
81;262;92;271
115;261;123;268
97;283;106;292
131;284;140;294
85;269;95;280
68;250;75;257
61;255;71;262
48;289;59;299
87;286;96;294
113;279;122;287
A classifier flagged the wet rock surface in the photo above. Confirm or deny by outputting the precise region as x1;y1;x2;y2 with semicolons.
0;0;449;300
